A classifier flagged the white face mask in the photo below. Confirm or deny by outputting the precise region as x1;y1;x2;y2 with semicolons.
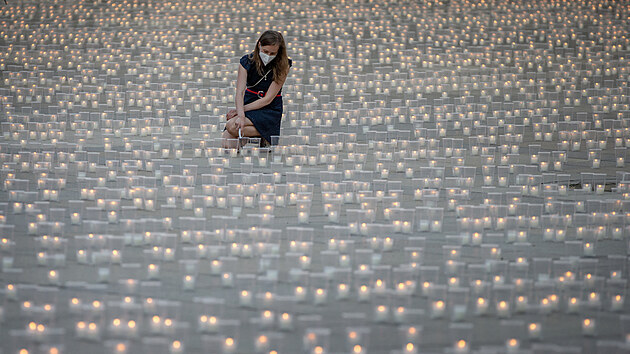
259;47;276;66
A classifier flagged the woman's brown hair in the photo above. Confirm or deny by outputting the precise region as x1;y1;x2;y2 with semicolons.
250;30;289;84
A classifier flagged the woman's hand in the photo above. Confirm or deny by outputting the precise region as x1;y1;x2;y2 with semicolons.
226;109;237;120
234;115;247;131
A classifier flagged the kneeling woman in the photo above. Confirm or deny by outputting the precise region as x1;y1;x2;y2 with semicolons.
223;30;292;148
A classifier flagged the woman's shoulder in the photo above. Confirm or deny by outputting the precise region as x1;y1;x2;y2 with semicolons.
240;54;252;70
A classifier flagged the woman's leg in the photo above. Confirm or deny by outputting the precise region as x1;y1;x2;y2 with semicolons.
223;117;261;149
225;116;261;138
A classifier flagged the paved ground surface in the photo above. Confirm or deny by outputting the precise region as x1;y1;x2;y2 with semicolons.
1;0;629;353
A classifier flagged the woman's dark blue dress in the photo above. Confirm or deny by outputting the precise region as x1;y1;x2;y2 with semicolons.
240;54;291;145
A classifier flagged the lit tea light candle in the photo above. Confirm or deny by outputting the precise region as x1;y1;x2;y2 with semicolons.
374;305;389;322
298;211;309;224
254;335;269;352
430;220;442;232
582;318;595;336
239;290;253;307
183;275;195;290
359;223;369;235
223;337;236;354
327;238;337;251
108;211;118;223
527;322;541;339
358;284;370;302
515;296;528;313
337;283;349;300
230;243;241;256
583;242;594;256
506;338;519;353
496;300;510;317
199;315;219;333
217;197;227;209
576;226;585;239
567;297;580;313
454;339;469;354
471;296;488;316
592;158;600;168
259;310;275;328
596;184;604;194
449;277;461;288
339;254;350;268
240;195;254;208
150;315;162;334
373;279;387;294
300;255;311;270
48;269;59;284
294;286;307;302
170;340;184;354
611;294;624;312
383;237;393;251
70;211;82;225
28;222;38;235
431;300;445;319
508;204;516;215
77;249;88;264
314;288;327;305
402;221;412;233
147;264;159;279
279;312;292;330
587;292;600;307
110;249;121;264
543;228;554;241
6;284;17;300
393;220;402;233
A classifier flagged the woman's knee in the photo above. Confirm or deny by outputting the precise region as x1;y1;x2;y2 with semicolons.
225;119;238;136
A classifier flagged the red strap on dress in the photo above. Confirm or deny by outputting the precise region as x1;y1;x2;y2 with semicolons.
246;88;281;98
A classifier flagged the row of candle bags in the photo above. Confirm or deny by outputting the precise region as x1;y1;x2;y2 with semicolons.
2;0;630;353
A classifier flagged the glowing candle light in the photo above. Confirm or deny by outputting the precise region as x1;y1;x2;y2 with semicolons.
431;300;445;319
170;340;184;354
147;264;159;279
337;283;350;300
497;300;510;317
506;338;520;353
358;284;370;302
582;318;595;336
454;339;469;353
611;294;624;312
279;312;292;330
298;211;309;224
475;297;488;315
374;305;388;322
223;337;236;354
239;290;253;307
6;284;17;300
583;242;594;256
294;286;307;302
314;288;327;305
48;270;59;284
